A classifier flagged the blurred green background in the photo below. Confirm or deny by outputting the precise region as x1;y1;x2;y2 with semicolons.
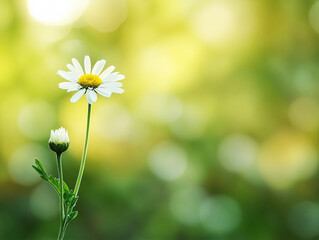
1;0;319;239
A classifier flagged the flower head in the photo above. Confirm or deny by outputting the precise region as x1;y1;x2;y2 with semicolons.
49;127;70;154
57;56;125;104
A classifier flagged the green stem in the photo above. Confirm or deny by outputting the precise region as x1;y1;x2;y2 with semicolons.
74;103;92;197
59;104;92;238
56;153;65;240
61;221;68;240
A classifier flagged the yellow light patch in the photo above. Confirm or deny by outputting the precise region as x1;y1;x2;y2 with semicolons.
78;74;102;88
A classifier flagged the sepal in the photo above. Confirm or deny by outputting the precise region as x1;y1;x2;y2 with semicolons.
49;142;69;154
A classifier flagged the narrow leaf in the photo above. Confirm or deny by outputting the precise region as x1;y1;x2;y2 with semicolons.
32;165;43;176
67;211;78;224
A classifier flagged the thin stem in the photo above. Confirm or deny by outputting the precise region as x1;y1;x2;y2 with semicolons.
74;103;92;196
56;153;65;240
61;221;68;240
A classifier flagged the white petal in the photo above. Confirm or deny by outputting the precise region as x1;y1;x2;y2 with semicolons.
101;72;118;81
72;58;84;76
102;73;125;82
99;65;115;79
66;64;80;77
57;70;77;82
101;82;123;88
91;90;97;102
84;56;91;74
110;87;124;94
59;82;78;90
92;60;106;75
67;84;81;92
71;89;85;103
86;89;97;104
96;87;112;97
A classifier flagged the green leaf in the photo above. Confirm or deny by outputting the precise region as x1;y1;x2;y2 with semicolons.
64;190;78;210
32;159;49;181
48;176;60;194
66;211;78;224
62;189;79;225
35;159;45;172
32;165;43;176
64;191;73;203
32;159;80;225
70;196;78;208
32;159;71;197
63;181;69;193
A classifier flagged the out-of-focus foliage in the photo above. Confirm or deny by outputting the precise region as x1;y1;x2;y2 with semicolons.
1;0;319;239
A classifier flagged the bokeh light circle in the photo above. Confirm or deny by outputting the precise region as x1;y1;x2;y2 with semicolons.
18;101;56;140
200;195;241;235
288;202;319;238
27;0;89;26
30;183;58;220
258;131;317;189
193;2;235;44
289;98;319;131
218;133;258;173
8;143;51;186
85;0;127;32
137;94;183;124
170;186;206;225
94;103;133;142
149;142;187;181
191;0;254;46
171;104;207;139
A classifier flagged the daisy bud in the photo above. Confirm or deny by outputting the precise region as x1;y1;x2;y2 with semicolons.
49;127;70;154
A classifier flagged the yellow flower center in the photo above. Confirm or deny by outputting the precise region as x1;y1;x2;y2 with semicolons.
78;74;102;88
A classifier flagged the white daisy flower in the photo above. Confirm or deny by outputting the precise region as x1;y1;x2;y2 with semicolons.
57;56;125;104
